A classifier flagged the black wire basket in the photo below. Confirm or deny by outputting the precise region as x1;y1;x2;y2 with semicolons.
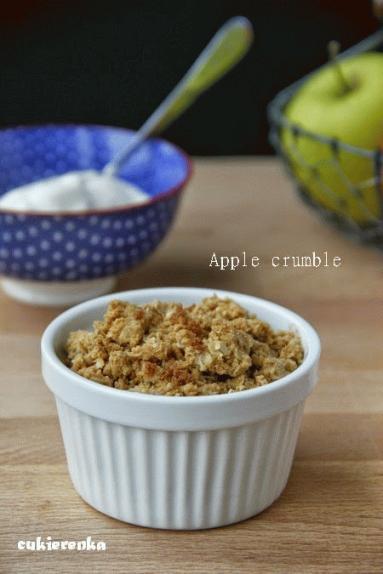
268;29;383;249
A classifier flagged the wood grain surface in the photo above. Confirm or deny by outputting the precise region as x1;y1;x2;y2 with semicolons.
0;158;382;573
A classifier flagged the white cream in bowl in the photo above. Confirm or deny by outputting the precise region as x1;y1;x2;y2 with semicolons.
0;170;148;212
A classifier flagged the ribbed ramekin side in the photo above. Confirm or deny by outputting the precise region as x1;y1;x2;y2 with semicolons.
55;398;305;529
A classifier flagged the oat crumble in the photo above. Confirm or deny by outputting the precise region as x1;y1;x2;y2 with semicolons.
65;296;304;396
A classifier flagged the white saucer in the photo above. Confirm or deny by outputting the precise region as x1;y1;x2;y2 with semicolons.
1;276;116;307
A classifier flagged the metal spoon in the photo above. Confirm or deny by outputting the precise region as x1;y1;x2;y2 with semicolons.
103;16;254;176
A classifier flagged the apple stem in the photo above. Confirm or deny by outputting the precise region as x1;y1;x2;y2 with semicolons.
327;40;352;94
373;0;383;19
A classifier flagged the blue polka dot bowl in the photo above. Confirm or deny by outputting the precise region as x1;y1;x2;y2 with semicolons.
0;125;192;306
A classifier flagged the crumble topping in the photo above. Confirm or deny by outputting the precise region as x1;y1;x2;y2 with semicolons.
65;296;303;396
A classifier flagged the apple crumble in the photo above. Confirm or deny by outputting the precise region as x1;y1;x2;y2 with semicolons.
65;296;304;396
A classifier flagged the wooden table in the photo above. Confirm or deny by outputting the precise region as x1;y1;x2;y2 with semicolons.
1;158;382;573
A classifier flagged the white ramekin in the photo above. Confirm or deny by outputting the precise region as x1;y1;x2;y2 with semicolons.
41;287;320;530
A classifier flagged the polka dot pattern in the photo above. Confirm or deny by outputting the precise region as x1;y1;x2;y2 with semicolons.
0;125;190;281
0;197;181;281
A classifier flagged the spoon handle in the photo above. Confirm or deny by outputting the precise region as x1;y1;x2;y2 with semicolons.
104;16;253;176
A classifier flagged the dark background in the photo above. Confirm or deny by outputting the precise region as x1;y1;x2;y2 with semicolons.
0;0;378;155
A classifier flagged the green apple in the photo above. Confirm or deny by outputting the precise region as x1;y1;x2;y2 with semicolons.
282;52;383;224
